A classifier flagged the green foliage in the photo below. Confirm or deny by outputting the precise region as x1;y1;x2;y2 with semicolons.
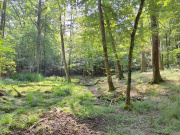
0;113;39;134
159;102;180;126
53;85;72;96
10;73;43;82
132;100;158;113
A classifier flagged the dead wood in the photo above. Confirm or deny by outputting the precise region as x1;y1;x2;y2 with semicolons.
11;86;22;97
80;80;102;86
18;84;59;87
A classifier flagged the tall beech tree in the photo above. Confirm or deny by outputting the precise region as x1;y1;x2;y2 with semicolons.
125;0;145;108
105;13;124;80
35;0;42;73
98;0;115;91
149;0;163;84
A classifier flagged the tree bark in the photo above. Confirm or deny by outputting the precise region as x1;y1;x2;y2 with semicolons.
150;14;163;84
59;13;71;83
98;0;115;91
159;37;164;70
0;0;6;38
166;33;169;69
140;22;146;72
105;14;124;80
125;0;145;107
141;49;146;72
35;0;41;73
0;0;7;78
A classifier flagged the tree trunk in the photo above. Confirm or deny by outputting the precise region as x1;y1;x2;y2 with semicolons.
141;49;146;72
0;0;6;38
166;33;169;69
59;14;71;83
105;13;124;80
159;38;164;70
125;0;145;108
0;0;7;78
35;0;41;73
150;14;163;84
140;22;146;72
98;0;115;91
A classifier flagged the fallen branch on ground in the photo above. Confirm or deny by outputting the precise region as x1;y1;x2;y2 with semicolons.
18;84;59;87
80;80;102;86
11;86;22;97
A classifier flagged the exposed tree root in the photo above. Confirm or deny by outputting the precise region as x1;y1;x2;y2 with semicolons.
148;79;164;84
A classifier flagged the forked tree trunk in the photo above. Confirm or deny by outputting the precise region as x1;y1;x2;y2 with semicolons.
98;0;115;91
150;14;163;84
125;0;145;108
105;14;124;80
59;13;71;83
35;0;41;73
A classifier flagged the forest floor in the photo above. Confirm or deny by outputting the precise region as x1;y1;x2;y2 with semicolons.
0;69;180;135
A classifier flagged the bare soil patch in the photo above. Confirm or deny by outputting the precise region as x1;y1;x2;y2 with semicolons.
7;108;104;135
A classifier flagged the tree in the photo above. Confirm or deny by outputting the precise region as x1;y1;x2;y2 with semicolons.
0;0;7;78
140;22;146;72
0;0;7;39
35;0;42;73
98;0;115;91
105;13;124;80
125;0;145;108
149;0;163;84
58;2;71;83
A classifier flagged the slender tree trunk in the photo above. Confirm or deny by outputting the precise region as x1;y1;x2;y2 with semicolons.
69;2;73;76
98;0;115;91
125;0;145;108
105;14;124;80
35;0;41;73
0;0;7;78
160;38;164;70
166;33;169;69
141;48;146;72
43;15;47;75
59;14;71;83
150;14;163;84
140;22;146;72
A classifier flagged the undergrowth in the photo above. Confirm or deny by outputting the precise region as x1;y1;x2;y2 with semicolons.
10;73;43;82
0;69;180;135
0;77;116;134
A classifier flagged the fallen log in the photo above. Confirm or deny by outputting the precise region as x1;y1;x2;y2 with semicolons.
18;84;59;87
